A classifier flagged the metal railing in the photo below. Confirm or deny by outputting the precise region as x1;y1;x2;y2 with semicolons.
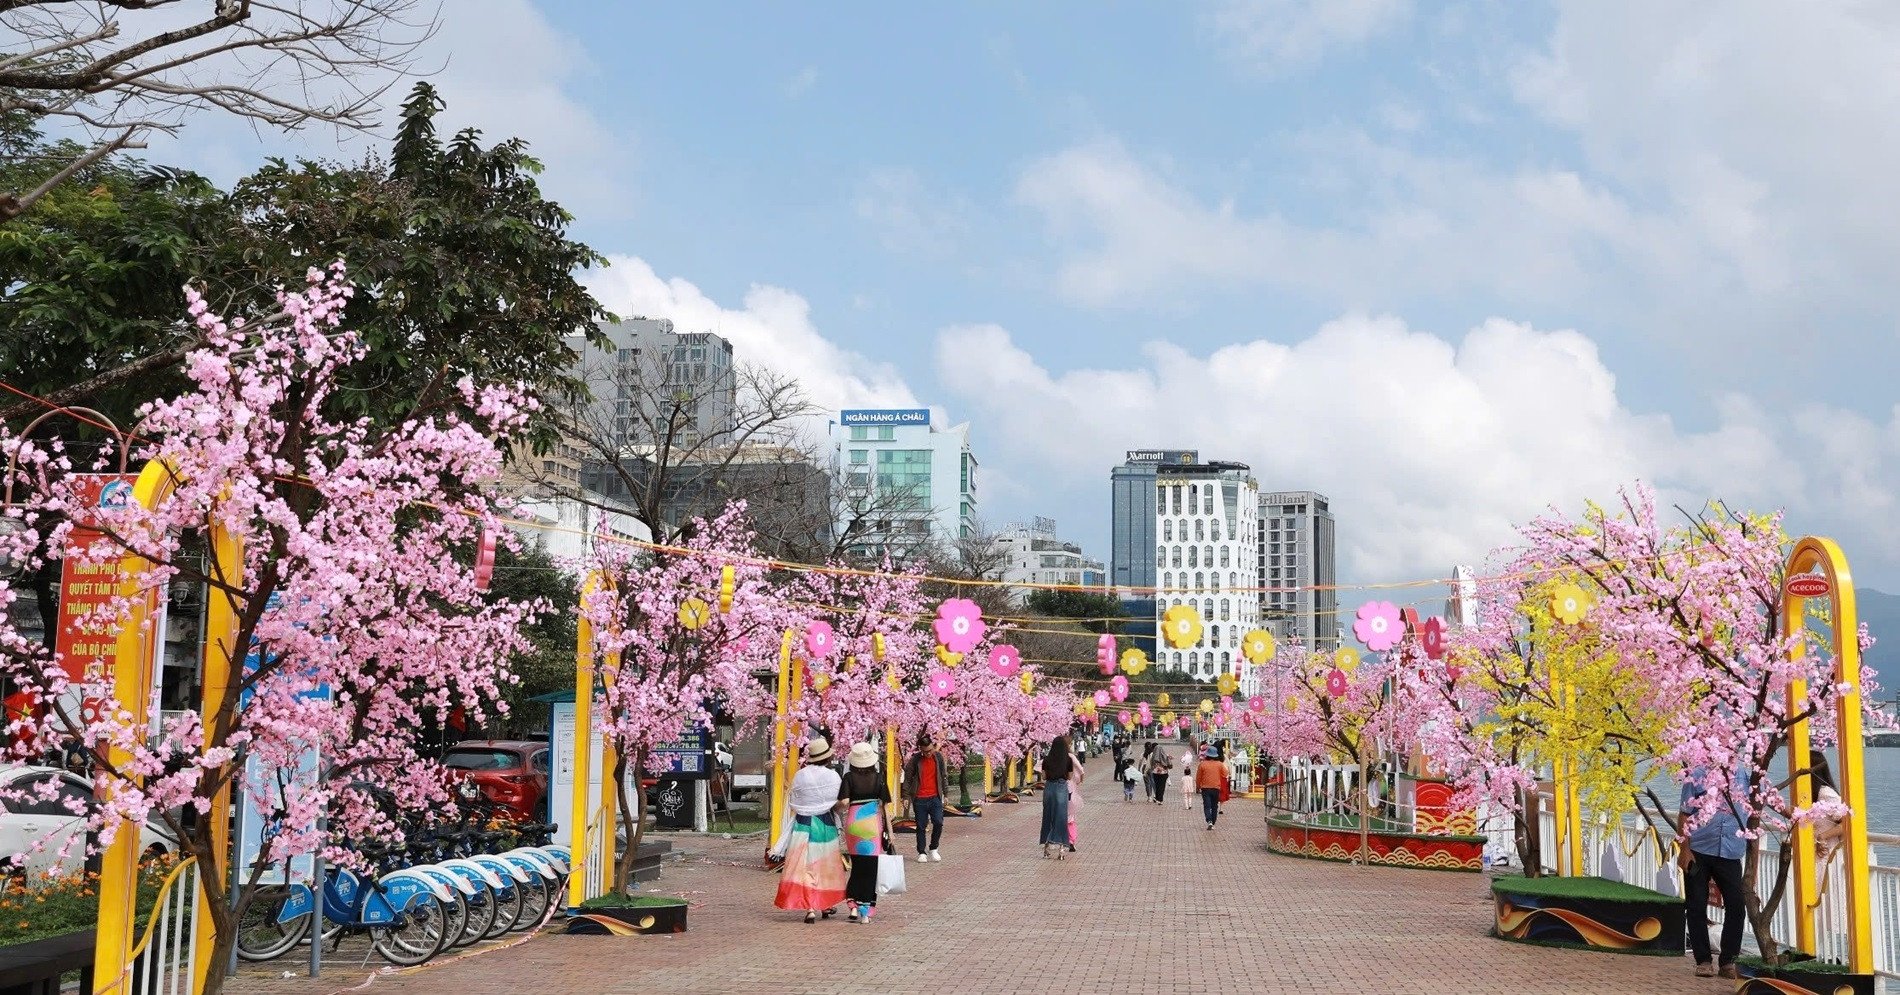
113;856;200;995
1519;802;1900;981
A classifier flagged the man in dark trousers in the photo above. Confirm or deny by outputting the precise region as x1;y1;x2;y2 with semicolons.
904;733;949;863
1678;764;1749;980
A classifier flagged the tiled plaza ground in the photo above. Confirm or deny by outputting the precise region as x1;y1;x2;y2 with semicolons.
228;759;1725;995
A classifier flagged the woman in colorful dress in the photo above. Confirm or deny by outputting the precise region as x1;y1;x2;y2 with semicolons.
838;742;893;923
771;737;849;923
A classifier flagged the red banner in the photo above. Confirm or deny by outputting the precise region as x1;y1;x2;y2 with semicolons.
53;474;137;693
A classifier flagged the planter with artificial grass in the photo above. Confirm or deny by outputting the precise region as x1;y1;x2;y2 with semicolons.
1490;874;1684;954
1733;955;1874;995
565;893;689;935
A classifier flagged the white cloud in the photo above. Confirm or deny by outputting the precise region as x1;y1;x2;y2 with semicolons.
936;314;1900;583
1203;0;1410;73
783;66;820;99
582;256;921;419
854;168;971;256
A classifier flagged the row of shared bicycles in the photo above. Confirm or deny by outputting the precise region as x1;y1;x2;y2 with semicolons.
234;793;571;966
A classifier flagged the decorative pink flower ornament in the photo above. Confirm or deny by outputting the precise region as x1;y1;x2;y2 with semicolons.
928;669;957;698
1096;633;1116;674
1353;601;1402;652
1137;702;1153;724
1093;689;1111;708
933;598;987;653
1420;616;1447;660
1326;667;1349;697
1248;695;1266;713
804;620;836;659
1118;709;1132;726
988;644;1021;678
1108;675;1129;702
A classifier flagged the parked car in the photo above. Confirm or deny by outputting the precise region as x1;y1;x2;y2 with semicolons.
0;765;174;877
443;740;549;821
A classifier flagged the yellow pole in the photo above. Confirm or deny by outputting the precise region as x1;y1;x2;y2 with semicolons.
984;758;993;797
1550;755;1570;876
599;649;620;890
92;460;172;994
1783;538;1872;971
768;631;794;847
190;522;242;994
566;572;601;910
884;666;901;805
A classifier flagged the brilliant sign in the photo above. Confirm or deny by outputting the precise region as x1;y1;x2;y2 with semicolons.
840;409;930;427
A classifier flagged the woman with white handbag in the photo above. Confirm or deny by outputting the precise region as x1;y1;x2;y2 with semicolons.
837;742;896;923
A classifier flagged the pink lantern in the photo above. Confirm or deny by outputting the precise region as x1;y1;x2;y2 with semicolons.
1326;667;1349;697
1096;633;1116;675
933;599;987;653
1108;675;1129;702
804;620;836;659
928;669;957;698
988;644;1022;678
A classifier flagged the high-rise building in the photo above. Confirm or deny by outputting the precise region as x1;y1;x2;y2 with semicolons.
1110;450;1198;593
1256;490;1338;652
828;408;978;561
1153;460;1259;678
587;318;736;448
991;518;1106;604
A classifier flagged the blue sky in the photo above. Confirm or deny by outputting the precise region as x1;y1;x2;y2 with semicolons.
155;1;1900;590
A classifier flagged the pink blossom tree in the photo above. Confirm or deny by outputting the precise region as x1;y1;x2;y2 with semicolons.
783;564;931;750
0;265;542;991
580;504;786;892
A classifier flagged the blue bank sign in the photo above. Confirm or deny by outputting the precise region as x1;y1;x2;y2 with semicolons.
840;408;930;427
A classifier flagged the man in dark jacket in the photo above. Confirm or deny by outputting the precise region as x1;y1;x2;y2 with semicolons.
903;733;949;863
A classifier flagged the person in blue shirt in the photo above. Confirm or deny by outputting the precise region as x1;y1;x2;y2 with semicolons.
1677;764;1751;979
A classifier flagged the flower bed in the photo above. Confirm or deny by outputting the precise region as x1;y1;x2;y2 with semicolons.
1490;874;1684;955
1266;814;1483;872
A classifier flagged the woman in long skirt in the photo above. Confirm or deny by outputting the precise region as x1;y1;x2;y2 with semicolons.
1038;735;1075;860
771;737;849;922
838;742;892;923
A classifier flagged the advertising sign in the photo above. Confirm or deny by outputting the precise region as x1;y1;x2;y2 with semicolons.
1124;450;1197;464
840;409;930;427
654;723;713;780
53;474;137;689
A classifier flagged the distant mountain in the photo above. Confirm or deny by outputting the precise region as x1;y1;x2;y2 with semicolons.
1857;587;1900;701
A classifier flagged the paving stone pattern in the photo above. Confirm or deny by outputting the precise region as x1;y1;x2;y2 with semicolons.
227;758;1728;994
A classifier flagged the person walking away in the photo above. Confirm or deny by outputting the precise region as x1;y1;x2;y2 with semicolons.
1039;736;1076;859
1118;754;1137;802
771;737;849;923
904;733;948;863
1180;743;1198;811
1677;763;1749;978
1196;745;1230;830
1146;745;1171;804
838;743;893;923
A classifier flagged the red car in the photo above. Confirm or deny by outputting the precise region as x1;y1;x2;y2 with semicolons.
444;740;549;820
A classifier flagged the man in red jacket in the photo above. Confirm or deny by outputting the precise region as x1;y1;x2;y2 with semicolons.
904;734;948;863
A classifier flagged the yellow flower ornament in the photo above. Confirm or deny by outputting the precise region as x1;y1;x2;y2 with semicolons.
1242;629;1277;666
1333;647;1360;673
936;644;964;668
1157;692;1172;708
1162;603;1204;649
1199;698;1214;715
1120;648;1150;676
1020;671;1035;693
1160;710;1177;726
1216;672;1239;696
677;598;711;630
1551;583;1594;625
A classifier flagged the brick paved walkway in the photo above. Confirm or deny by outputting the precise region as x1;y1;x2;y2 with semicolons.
227;758;1723;995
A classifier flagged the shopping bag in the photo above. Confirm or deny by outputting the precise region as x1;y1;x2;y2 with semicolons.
876;853;908;895
1068;816;1078;845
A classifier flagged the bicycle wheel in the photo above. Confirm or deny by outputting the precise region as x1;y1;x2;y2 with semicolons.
371;894;449;967
235;886;311;961
435;892;468;951
482;882;522;939
457;887;497;946
510;876;550;931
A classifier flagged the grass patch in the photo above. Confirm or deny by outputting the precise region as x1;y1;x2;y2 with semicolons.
1737;954;1859;975
1489;874;1678;905
578;893;687;910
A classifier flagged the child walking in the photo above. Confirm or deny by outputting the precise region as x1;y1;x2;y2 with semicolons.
1118;755;1137;802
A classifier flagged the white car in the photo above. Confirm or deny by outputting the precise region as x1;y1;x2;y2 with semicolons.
0;766;175;877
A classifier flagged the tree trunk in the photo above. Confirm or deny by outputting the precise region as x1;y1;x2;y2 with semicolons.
1517;786;1542;877
1742;841;1781;964
611;749;646;895
1356;758;1371;866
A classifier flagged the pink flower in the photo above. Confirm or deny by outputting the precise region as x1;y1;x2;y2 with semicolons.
1326;667;1349;697
1137;702;1153;724
928;669;957;698
1248;695;1266;713
1096;633;1116;675
1118;709;1132;726
988;644;1021;678
1108;675;1129;702
1420;616;1447;660
933;599;987;653
1093;689;1111;708
1353;601;1403;652
804;620;836;659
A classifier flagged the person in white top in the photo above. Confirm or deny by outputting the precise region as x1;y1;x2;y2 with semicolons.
1179;744;1197;810
771;737;849;923
1802;749;1847;859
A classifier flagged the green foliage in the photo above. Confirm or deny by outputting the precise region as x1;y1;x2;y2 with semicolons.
0;858;182;948
1026;589;1126;634
485;540;579;734
576;893;687;910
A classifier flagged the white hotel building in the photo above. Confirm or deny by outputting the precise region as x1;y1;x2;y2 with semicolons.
1153;460;1259;679
828;408;978;562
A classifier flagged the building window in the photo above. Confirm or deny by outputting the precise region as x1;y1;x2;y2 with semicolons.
877;426;895;441
850;450;868;464
1211;574;1221;593
1188;547;1198;568
1171;548;1182;568
1163;521;1173;542
850;427;868;441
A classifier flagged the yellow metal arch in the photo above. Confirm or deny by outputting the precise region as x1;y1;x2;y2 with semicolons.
1782;536;1873;971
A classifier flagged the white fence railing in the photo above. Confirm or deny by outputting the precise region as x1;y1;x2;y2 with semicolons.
129;857;200;995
